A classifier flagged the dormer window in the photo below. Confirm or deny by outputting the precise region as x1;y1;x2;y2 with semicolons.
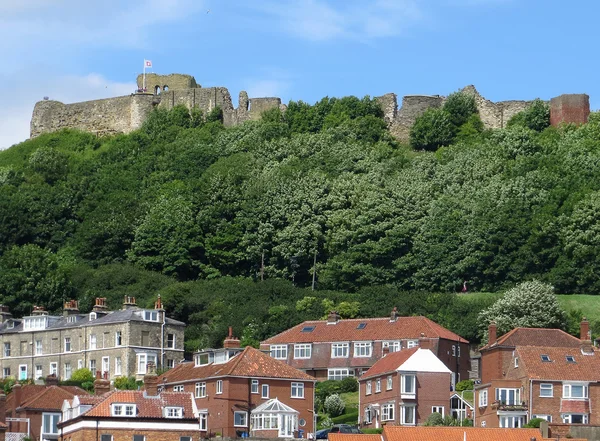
67;316;77;323
6;321;14;329
89;312;97;321
194;352;214;367
23;316;47;330
144;311;158;322
165;407;183;418
112;403;136;417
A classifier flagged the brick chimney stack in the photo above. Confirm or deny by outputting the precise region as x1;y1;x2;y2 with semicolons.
12;383;22;408
382;345;390;357
31;306;48;316
92;298;108;312
580;317;591;341
94;371;110;396
122;296;137;310
45;374;59;387
63;300;79;317
0;391;6;424
0;305;12;323
144;362;159;397
327;311;341;325
223;327;241;349
390;307;399;323
488;321;497;345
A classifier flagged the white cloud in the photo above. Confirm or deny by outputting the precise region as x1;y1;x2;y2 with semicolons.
0;73;135;150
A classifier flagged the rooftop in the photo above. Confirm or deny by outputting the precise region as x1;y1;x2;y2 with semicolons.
481;327;581;351
511;346;600;381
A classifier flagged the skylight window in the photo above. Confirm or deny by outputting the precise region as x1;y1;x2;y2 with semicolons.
566;356;576;363
541;354;551;362
301;326;315;333
357;323;367;330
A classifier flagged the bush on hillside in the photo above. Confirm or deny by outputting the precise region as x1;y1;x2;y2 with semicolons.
339;376;359;393
323;394;345;417
443;91;478;127
410;108;456;151
507;99;550;132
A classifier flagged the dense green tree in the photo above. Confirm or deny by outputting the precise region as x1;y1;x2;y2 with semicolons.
410;108;456;151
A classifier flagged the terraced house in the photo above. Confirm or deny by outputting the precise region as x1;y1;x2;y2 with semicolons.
261;309;469;387
0;296;184;381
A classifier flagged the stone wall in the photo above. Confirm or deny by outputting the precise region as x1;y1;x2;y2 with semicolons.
136;73;199;93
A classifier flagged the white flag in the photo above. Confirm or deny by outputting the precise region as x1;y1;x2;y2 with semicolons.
144;60;152;68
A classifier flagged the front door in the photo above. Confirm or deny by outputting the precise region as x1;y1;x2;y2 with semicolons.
279;414;294;438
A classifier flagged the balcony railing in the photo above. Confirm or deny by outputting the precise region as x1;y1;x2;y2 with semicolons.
491;400;527;411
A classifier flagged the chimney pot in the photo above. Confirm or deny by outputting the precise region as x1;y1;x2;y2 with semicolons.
580;318;591;342
327;310;341;324
488;321;497;345
223;327;241;349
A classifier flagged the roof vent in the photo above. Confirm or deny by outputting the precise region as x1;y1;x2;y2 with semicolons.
301;326;315;333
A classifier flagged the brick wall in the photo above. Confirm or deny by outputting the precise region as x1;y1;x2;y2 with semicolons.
66;427;198;441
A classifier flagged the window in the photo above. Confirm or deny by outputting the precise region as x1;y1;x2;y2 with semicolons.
35;365;43;379
566;356;576;363
173;385;184;392
533;415;552;422
262;384;269;398
499;415;524;428
35;340;43;355
251;413;279;429
406;340;418;348
167;333;175;348
540;383;553;397
144;310;158;321
495;388;521;405
23;316;47;330
89;334;97;350
383;341;401;353
331;343;349;358
133;436;145;441
401;405;416;425
100;435;113;441
77;359;83;369
64;363;72;380
432;406;444;417
514;357;519;368
137;353;157;375
354;342;372;357
366;381;372;395
3;342;10;357
214;379;223;394
541;354;551;362
452;345;456;357
167;359;174;369
195;382;207;398
402;374;416;396
64;337;71;352
270;345;288;359
301;326;315;332
6;321;13;329
328;368;353;381
381;403;395;421
199;412;208;431
90;359;96;377
115;331;122;346
563;384;588;399
234;411;248;427
251;379;259;394
562;414;588;424
294;344;312;359
387;375;393;390
357;322;367;329
364;407;372;424
291;382;304;398
3;368;9;378
479;389;488;407
102;356;110;375
50;362;58;376
42;413;61;435
376;378;381;393
165;407;183;418
115;357;122;376
67;316;77;324
124;405;136;416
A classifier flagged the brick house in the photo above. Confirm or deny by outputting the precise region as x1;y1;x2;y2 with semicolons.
261;309;469;387
2;375;88;441
475;320;597;428
59;371;198;441
159;329;316;438
0;296;185;381
359;347;452;428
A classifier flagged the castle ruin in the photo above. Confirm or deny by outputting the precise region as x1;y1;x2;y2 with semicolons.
29;73;590;141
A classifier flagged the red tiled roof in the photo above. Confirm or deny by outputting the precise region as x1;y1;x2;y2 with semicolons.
329;434;382;441
481;328;581;350
77;395;106;406
262;316;468;344
19;385;87;411
160;346;315;384
514;346;600;381
360;347;419;379
383;426;542;441
83;390;196;419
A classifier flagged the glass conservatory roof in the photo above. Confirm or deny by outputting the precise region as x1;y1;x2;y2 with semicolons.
252;398;299;414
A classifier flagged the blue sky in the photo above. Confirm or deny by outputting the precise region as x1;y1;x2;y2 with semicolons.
1;0;598;149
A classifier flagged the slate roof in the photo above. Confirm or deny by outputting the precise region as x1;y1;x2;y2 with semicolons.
81;390;197;420
360;347;418;379
383;427;544;441
262;316;468;345
512;346;600;381
481;328;581;351
160;346;315;385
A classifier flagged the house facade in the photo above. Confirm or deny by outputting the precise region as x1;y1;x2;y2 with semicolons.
359;348;452;428
261;309;469;387
0;296;184;381
475;320;597;428
159;329;316;439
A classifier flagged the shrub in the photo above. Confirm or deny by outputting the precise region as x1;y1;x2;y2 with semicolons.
507;99;550;132
320;416;333;428
362;428;383;434
339;376;359;393
114;376;142;390
443;92;478;127
455;379;474;392
323;393;345;417
410;108;456;151
70;368;93;383
524;418;546;428
424;412;444;426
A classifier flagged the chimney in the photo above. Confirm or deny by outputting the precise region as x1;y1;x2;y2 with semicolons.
488;321;497;345
0;391;6;424
93;297;108;312
122;296;137;310
382;345;390;357
390;307;399;322
94;371;110;396
223;327;241;349
12;383;22;409
418;337;433;351
144;362;159;397
45;374;59;387
0;305;12;323
327;310;341;325
63;300;79;317
31;306;48;316
580;317;591;341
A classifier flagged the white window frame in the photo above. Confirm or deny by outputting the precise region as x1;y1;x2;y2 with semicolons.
35;340;43;355
479;389;488;407
50;362;58;376
562;414;588;424
111;404;136;417
533;414;552;422
540;383;553;397
331;343;349;358
294;343;312;359
406;340;418;348
291;382;304;398
102;356;110;375
3;342;9;357
89;359;96;376
167;333;176;349
234;411;248;427
2;367;10;378
514;357;519;368
354;342;372;358
136;353;157;375
115;331;122;346
383;341;401;353
64;337;71;352
270;345;288;360
563;383;588;399
216;380;223;394
165;407;183;418
199;412;208;431
387;375;393;390
432;406;444;417
35;364;43;379
64;362;72;380
364;407;372;424
499;415;524;428
401;374;416;397
115;357;122;376
173;385;184;392
251;379;259;394
195;382;207;398
262;384;269;399
495;387;521;405
89;334;97;350
328;368;353;381
375;378;381;393
452;345;456;357
401;404;416;425
381;403;395;421
42;412;61;436
144;310;158;322
366;381;372;395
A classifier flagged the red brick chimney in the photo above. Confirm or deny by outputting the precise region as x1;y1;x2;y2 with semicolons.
63;300;79;317
488;321;497;345
94;371;110;396
144;362;159;397
382;345;390;357
0;391;6;424
580;317;591;341
327;311;341;324
12;383;22;409
45;374;59;387
223;327;241;349
92;297;108;312
122;296;137;310
390;307;399;322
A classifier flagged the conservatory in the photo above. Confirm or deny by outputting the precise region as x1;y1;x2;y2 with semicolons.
250;398;299;438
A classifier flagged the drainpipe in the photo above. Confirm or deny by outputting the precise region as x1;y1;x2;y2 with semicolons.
529;379;533;423
161;311;165;369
